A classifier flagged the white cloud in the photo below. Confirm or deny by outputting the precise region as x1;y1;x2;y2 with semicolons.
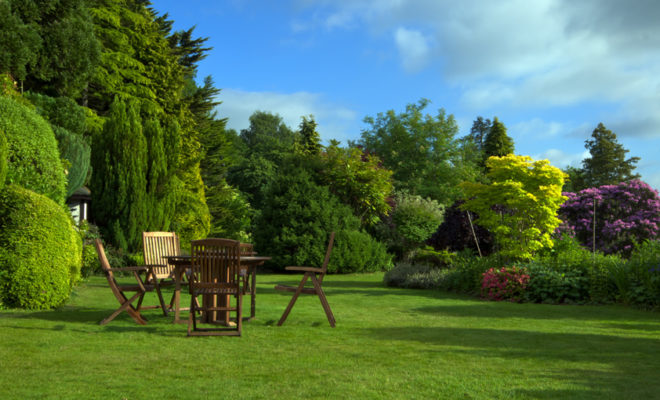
533;148;590;169
394;27;431;73
216;89;358;144
511;118;564;138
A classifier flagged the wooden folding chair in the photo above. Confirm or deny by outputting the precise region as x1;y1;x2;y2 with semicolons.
275;232;336;327
142;231;181;314
188;238;243;336
94;239;159;325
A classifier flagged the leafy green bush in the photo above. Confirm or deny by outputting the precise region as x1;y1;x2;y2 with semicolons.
439;253;498;295
53;125;91;198
0;128;6;190
254;166;391;273
523;263;589;304
329;230;393;273
412;246;455;268
374;191;444;260
0;97;66;204
611;240;660;308
0;185;81;309
384;262;449;289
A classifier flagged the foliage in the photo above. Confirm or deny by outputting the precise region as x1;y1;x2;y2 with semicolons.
0;1;42;83
358;98;477;205
296;115;321;155
558;179;660;256
465;116;491;153
383;261;448;289
254;164;390;273
321;143;393;227
229;111;297;209
428;200;495;256
577;123;640;191
90;97;147;251
329;229;393;273
522;262;589;304
481;266;530;302
0;185;82;309
1;0;100;97
24;91;87;135
52;126;91;198
0;96;66;204
411;246;456;268
461;155;567;260
374;191;444;260
482;117;514;166
205;179;252;242
0;127;6;191
610;240;660;308
439;253;499;294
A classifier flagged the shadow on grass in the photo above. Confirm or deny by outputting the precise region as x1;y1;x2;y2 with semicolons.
362;325;660;399
413;302;660;324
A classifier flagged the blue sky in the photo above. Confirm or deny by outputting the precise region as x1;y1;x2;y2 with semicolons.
151;0;660;191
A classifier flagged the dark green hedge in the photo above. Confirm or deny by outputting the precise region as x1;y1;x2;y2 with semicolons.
0;97;66;204
0;185;82;309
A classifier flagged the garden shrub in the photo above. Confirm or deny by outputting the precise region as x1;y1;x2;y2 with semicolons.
610;240;660;308
412;246;455;268
384;261;449;289
329;229;393;273
523;262;589;304
439;253;499;295
481;266;529;302
0;185;82;309
53;125;91;198
0;128;6;190
254;166;391;273
429;200;494;256
559;180;660;256
0;96;66;204
374;191;444;260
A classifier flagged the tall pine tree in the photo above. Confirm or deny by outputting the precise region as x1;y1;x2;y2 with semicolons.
482;117;514;167
580;123;640;189
90;97;147;251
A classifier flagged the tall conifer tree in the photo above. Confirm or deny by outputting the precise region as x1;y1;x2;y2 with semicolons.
580;123;640;189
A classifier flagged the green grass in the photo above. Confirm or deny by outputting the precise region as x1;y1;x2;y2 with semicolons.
1;272;660;399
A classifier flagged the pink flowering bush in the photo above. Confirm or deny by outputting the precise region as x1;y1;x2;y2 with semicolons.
558;180;660;256
481;266;530;302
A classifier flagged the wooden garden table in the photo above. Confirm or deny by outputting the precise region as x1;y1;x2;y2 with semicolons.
165;254;271;324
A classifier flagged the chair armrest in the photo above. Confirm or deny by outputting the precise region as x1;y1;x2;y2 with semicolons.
107;266;150;272
285;266;323;273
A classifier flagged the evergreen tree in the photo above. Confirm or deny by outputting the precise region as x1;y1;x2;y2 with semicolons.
296;115;321;155
580;123;640;189
90;97;147;251
482;117;514;165
467;116;491;152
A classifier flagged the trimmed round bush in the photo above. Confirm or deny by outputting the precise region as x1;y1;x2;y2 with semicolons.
0;128;6;190
0;185;82;309
0;97;66;204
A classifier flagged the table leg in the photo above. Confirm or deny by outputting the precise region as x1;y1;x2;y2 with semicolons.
250;265;257;320
173;266;184;324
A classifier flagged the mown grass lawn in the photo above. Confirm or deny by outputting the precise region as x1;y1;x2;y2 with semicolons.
1;272;659;399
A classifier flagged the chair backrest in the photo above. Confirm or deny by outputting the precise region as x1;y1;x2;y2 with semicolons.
239;242;255;256
190;238;241;292
318;232;335;281
94;239;124;299
143;231;180;279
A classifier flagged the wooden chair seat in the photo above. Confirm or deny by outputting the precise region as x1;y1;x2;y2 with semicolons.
274;232;336;327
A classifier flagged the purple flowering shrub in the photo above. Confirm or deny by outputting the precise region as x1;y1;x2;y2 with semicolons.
481;266;530;302
558;180;660;256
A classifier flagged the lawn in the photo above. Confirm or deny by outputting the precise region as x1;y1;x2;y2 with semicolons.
1;272;659;399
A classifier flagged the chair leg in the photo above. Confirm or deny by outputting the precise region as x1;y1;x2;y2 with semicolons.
236;293;243;336
311;275;336;327
277;273;310;326
154;282;169;316
188;293;196;336
101;291;147;325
